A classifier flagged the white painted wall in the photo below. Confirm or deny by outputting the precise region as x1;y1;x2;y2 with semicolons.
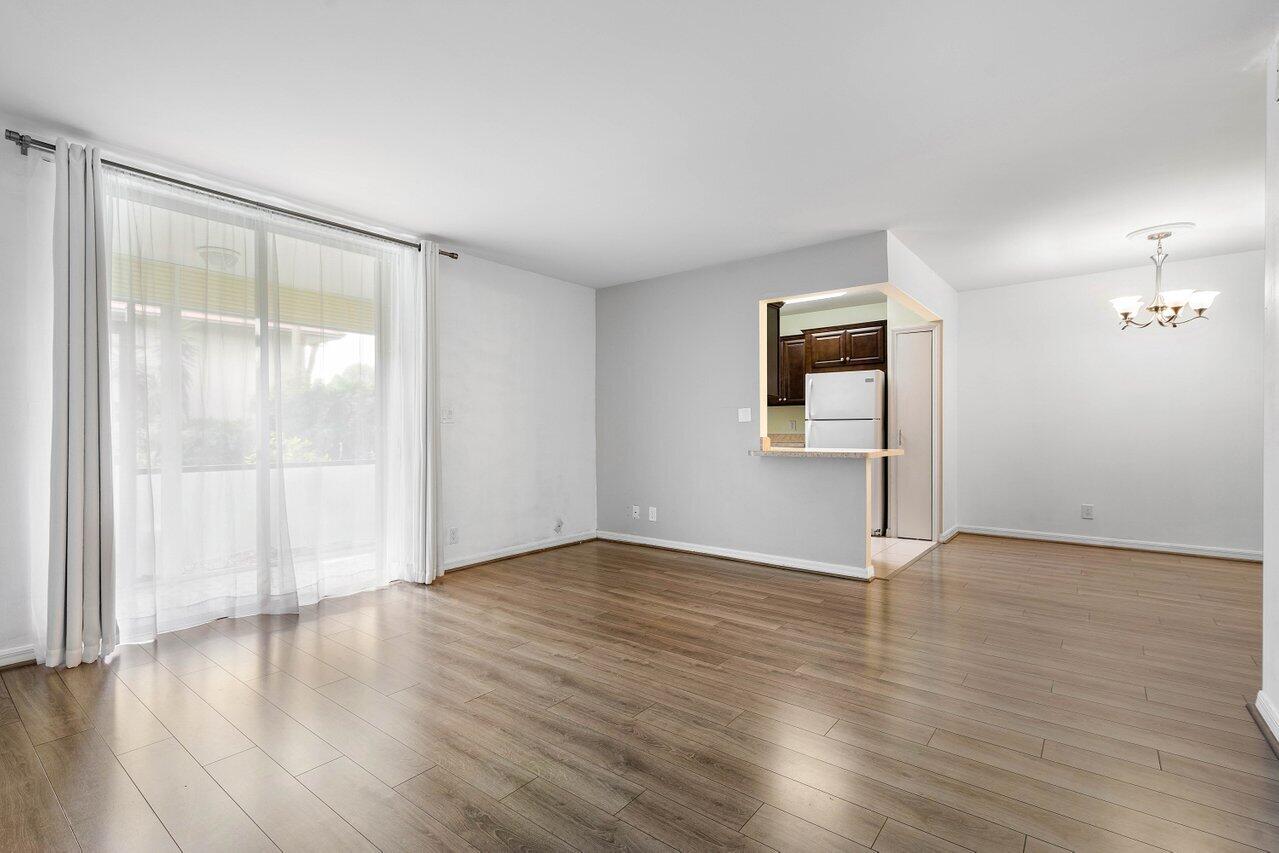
0;135;54;663
437;253;597;569
959;250;1264;558
1259;38;1279;733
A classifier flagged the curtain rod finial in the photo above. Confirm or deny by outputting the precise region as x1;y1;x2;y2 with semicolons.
4;129;32;155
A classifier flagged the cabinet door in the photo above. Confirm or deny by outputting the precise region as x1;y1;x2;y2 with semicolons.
845;324;885;366
780;336;806;403
805;328;847;372
766;302;782;405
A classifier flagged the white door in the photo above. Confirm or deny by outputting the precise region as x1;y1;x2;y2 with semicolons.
806;370;883;420
892;328;934;540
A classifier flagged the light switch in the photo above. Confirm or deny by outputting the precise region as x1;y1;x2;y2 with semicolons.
737;407;752;423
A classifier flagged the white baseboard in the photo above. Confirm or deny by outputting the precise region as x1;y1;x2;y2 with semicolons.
956;525;1260;562
596;530;873;580
1253;691;1279;746
0;644;35;668
443;531;597;572
940;525;960;543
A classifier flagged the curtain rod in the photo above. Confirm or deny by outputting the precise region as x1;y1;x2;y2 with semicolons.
5;130;458;258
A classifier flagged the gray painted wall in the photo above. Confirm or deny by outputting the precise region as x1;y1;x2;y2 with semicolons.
595;232;891;568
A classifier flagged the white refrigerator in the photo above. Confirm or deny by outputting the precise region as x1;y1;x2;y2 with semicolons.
805;369;885;535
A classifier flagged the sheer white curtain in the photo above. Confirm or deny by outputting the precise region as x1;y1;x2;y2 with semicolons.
101;168;433;642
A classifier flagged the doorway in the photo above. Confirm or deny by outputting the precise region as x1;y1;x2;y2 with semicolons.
889;324;940;541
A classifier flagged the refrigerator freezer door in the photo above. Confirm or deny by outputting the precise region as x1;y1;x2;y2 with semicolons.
805;418;882;449
806;370;884;421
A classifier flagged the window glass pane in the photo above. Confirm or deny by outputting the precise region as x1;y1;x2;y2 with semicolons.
268;234;377;464
103;168;426;641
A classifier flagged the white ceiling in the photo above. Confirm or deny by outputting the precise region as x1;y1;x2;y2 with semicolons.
1;1;1274;290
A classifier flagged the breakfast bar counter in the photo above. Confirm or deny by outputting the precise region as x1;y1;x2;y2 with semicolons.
749;445;904;579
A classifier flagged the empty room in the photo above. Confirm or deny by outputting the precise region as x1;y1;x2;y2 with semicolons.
3;2;1279;851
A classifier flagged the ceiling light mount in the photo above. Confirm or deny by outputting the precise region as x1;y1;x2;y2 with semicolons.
1108;223;1217;330
1125;222;1195;242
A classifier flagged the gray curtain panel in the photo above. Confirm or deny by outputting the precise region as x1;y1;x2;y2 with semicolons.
44;139;115;668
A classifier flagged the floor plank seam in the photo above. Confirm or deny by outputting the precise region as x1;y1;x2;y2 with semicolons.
5;537;1266;853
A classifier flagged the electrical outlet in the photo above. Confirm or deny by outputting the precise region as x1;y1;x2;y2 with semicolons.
441;406;456;424
631;505;639;519
1080;504;1094;520
648;506;657;522
447;526;459;544
737;407;752;423
789;419;797;431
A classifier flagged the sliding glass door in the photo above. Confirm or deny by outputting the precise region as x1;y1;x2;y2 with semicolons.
102;169;428;641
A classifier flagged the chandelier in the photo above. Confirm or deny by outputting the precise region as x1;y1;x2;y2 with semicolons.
1109;223;1218;329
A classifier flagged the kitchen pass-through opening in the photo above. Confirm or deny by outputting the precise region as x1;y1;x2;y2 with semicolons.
758;283;944;571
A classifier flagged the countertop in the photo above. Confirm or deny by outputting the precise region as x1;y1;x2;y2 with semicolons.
749;447;904;459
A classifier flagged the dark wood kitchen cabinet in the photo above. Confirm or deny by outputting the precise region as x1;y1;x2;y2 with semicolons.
805;327;848;370
846;323;887;366
778;335;806;404
765;301;783;406
804;320;886;374
768;318;887;407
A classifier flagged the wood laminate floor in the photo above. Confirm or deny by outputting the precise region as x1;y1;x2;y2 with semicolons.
1;534;1270;852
